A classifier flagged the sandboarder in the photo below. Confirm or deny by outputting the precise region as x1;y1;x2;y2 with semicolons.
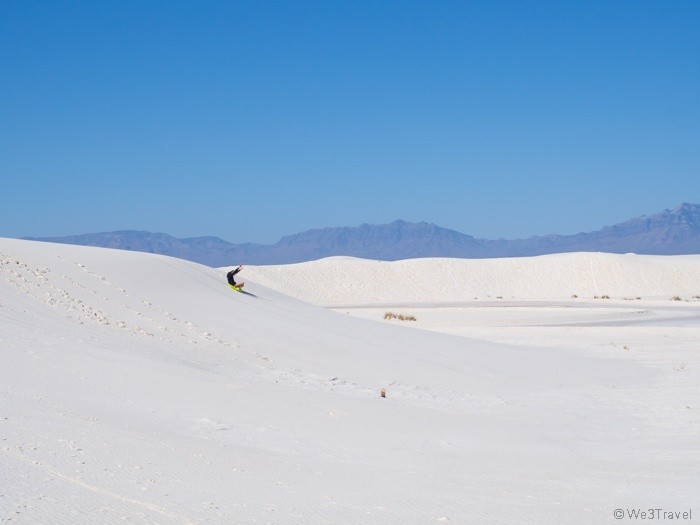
227;265;244;288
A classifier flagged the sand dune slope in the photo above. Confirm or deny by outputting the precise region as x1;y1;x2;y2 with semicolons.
244;252;700;305
1;239;697;524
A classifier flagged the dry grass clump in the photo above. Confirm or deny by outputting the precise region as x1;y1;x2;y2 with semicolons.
671;296;682;301
384;311;417;322
594;295;611;300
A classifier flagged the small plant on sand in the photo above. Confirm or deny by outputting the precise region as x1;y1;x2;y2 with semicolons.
571;294;578;299
671;296;682;301
384;311;417;322
595;295;611;300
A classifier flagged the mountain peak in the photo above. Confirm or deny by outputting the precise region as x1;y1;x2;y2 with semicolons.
673;203;700;222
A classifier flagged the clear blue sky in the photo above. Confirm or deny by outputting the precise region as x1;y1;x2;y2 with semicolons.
2;1;699;244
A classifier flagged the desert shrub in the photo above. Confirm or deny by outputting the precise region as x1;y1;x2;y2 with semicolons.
384;311;417;322
671;296;682;301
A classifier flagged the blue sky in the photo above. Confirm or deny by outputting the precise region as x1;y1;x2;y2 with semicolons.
2;1;699;244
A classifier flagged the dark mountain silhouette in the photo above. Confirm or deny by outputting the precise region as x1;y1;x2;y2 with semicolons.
485;202;700;257
24;203;700;266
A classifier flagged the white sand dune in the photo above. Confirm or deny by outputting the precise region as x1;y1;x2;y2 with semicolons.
244;252;700;305
1;238;698;524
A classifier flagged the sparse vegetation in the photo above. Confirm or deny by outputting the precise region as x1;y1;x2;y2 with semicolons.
384;311;417;322
595;295;611;300
571;294;578;299
671;296;682;301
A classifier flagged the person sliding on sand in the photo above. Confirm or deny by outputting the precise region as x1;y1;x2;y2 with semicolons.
227;265;243;288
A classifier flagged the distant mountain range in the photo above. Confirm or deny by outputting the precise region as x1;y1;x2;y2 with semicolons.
25;203;700;266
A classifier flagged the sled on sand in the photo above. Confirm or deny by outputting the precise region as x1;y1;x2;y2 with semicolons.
228;283;257;297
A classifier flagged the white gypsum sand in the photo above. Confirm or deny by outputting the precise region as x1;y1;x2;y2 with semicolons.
2;239;698;524
243;252;700;305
